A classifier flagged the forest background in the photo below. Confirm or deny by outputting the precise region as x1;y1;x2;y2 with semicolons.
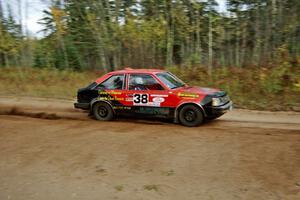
0;0;299;110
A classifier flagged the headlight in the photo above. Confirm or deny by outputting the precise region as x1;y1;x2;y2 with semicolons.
212;97;222;106
212;95;230;106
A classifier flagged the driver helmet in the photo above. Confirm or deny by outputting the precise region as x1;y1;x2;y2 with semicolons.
135;77;144;85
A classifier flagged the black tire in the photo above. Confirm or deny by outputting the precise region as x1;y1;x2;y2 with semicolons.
206;114;223;121
92;102;115;121
179;104;204;127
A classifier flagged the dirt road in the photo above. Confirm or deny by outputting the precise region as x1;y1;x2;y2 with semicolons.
0;96;300;200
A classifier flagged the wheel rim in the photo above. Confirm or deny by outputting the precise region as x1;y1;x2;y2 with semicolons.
98;106;108;118
184;110;196;122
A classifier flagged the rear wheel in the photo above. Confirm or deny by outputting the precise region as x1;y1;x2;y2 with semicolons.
92;102;114;121
179;105;204;127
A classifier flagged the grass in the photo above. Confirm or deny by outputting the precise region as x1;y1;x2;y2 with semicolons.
0;66;299;111
167;64;300;111
0;67;98;99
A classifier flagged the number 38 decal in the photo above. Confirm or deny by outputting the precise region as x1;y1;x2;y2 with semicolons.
133;94;148;104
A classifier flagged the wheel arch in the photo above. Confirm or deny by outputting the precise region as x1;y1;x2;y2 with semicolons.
90;98;116;114
174;102;207;123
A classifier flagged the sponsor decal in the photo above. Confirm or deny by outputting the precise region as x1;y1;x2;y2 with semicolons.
133;93;161;107
133;94;149;105
109;91;122;95
150;94;169;97
178;92;199;98
153;97;165;103
147;102;161;107
113;106;131;110
97;97;124;101
98;90;123;101
98;90;122;95
114;97;124;101
99;91;107;95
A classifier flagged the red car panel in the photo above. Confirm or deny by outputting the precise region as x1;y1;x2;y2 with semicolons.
74;68;233;126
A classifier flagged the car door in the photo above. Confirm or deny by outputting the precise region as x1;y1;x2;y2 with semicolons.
123;73;173;117
94;73;127;108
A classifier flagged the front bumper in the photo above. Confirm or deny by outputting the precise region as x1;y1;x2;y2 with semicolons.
74;102;90;110
206;101;233;116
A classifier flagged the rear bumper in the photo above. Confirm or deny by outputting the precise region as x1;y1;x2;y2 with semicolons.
74;102;90;110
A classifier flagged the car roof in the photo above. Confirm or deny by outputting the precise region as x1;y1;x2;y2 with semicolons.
108;68;166;75
95;68;167;84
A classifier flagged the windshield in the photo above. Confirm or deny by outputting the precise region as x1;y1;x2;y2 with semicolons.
156;72;186;89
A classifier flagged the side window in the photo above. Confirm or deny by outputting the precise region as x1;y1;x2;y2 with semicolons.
96;74;125;90
129;74;164;90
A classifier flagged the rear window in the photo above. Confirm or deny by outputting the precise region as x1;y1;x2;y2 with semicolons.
96;74;125;90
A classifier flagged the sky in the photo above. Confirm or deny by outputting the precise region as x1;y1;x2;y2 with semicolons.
2;0;227;37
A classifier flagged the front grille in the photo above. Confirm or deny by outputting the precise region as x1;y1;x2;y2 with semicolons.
220;95;230;104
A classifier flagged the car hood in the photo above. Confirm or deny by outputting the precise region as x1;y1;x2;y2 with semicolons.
176;86;225;96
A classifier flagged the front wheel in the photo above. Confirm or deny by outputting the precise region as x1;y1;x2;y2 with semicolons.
179;105;204;127
206;114;223;121
92;102;115;121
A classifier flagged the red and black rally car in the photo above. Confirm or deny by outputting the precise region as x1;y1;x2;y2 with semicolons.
74;68;232;126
